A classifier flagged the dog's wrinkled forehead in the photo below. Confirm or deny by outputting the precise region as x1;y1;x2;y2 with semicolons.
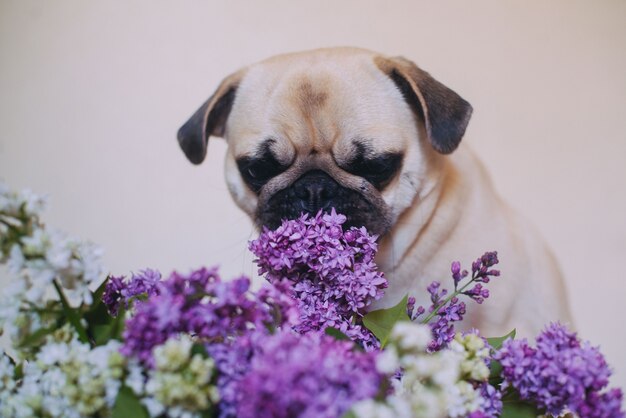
178;48;472;168
226;54;415;165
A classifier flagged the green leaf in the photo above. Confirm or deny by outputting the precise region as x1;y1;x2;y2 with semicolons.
84;296;123;346
341;411;358;418
85;277;114;325
92;324;115;346
85;298;113;325
13;362;24;380
324;327;351;341
110;306;126;340
362;294;409;348
487;329;516;384
200;409;216;418
52;279;90;344
500;401;538;418
191;343;209;358
111;385;149;418
487;328;516;351
18;323;62;348
92;276;110;305
488;359;503;383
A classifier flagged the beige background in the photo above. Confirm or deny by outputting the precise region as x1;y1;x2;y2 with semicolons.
1;1;625;394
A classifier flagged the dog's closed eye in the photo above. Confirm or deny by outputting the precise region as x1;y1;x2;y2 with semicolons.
236;140;289;192
345;153;403;189
342;142;403;190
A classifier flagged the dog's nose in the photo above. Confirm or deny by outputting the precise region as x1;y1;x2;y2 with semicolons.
292;170;339;213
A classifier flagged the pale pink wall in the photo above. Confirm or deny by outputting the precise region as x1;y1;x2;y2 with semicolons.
1;1;625;393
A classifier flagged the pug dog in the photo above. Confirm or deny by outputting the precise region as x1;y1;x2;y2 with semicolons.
177;47;573;337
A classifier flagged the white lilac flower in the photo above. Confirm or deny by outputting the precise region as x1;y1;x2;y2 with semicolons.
0;184;46;219
390;321;432;352
449;332;490;381
0;184;105;350
23;229;103;306
125;359;147;395
144;335;218;417
375;346;400;374
7;245;25;274
2;307;44;351
0;353;17;416
63;340;123;415
351;398;413;418
0;354;16;391
3;337;123;418
142;397;166;417
37;341;71;366
153;334;193;372
447;381;481;418
0;281;26;338
354;322;490;418
1;183;103;307
4;360;54;418
429;350;464;387
21;228;48;257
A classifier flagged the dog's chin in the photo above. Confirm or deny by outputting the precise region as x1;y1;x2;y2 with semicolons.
255;195;391;237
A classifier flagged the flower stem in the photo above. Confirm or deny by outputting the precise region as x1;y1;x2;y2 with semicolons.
52;279;91;344
420;275;476;325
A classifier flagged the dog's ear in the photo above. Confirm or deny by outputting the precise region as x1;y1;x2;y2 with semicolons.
177;69;246;164
374;56;472;154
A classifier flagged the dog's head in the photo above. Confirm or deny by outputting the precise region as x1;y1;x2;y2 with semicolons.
178;48;472;236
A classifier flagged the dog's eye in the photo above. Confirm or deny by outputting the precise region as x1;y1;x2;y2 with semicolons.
345;152;403;190
237;156;287;192
246;166;261;179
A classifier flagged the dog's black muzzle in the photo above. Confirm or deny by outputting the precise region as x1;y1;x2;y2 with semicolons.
257;170;388;235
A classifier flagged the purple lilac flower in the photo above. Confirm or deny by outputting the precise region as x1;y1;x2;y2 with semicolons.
119;286;182;366
463;251;499;302
209;332;265;418
406;295;425;321
249;209;388;350
477;382;503;418
233;330;382;418
255;279;301;328
428;299;467;351
409;280;467;351
495;322;624;418
208;281;302;418
408;252;500;351
120;267;283;367
102;275;125;316
102;269;161;316
451;260;468;288
577;389;624;418
463;283;490;304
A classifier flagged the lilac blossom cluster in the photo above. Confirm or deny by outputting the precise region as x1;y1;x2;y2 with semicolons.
207;282;301;418
249;209;387;349
208;333;260;418
453;330;503;417
111;267;293;367
7;183;626;418
407;252;500;351
233;330;382;418
475;382;503;418
102;269;161;316
496;322;624;418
